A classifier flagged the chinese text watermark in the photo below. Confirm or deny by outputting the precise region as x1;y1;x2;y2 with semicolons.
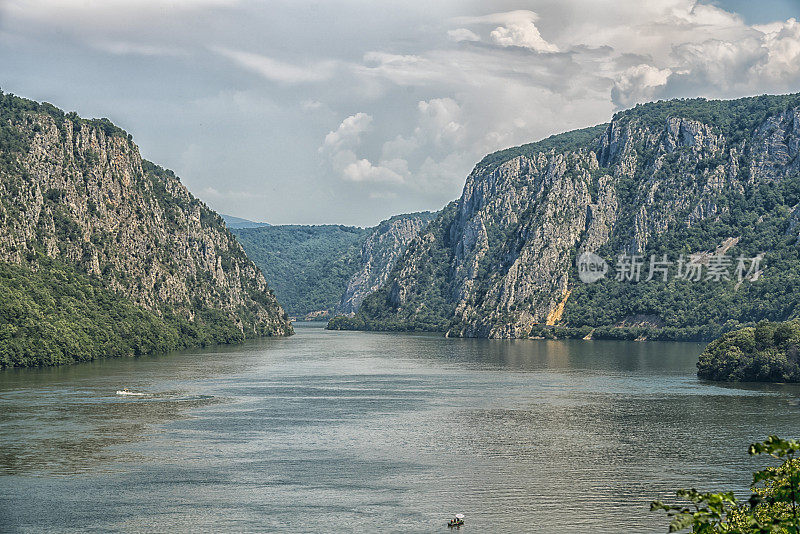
576;252;764;284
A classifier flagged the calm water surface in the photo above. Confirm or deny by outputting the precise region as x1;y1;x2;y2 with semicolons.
1;323;799;533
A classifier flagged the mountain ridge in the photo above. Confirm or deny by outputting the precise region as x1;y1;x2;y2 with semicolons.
221;215;271;229
330;92;800;340
0;91;292;367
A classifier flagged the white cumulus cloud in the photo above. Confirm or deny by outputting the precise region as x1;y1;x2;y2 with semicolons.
455;10;558;52
341;158;404;184
322;112;373;151
321;113;405;185
612;64;673;108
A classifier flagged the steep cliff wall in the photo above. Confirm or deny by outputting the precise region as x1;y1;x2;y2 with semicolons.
339;212;436;314
0;92;291;366
343;93;800;339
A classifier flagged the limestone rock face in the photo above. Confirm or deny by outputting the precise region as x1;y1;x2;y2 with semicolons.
446;152;596;338
355;95;800;338
339;212;435;314
0;96;292;338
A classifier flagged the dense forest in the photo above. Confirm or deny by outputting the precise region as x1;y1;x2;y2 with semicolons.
233;225;369;316
234;212;435;318
0;259;246;367
697;319;800;382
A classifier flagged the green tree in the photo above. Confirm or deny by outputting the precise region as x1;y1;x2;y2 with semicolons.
652;436;800;533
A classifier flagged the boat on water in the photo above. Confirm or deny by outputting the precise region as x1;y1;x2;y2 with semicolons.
116;389;145;396
447;514;465;528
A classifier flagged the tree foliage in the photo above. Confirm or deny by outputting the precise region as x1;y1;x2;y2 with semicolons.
697;320;800;382
652;436;800;533
233;225;368;315
0;258;250;368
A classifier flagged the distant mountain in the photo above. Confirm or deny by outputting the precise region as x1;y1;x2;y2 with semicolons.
233;224;368;317
233;213;435;317
331;93;800;340
221;215;271;229
0;92;292;367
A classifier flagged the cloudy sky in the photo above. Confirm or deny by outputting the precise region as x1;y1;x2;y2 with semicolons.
1;0;799;226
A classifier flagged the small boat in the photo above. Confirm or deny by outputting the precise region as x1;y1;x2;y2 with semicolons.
448;514;465;528
116;389;145;396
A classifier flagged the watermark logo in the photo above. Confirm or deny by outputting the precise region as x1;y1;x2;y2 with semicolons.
576;250;765;284
576;252;608;283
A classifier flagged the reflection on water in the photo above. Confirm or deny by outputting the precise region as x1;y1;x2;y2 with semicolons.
1;323;799;533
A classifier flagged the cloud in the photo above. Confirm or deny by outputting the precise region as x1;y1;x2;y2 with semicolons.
322;112;373;151
454;10;559;52
489;17;558;52
2;0;237;18
357;52;439;87
301;100;324;111
320;113;405;184
337;1;800;205
199;186;265;201
322;98;474;194
612;64;672;108
381;134;420;160
757;18;800;82
341;157;405;184
447;28;480;43
211;46;336;84
91;40;188;57
415;98;464;148
1;0;240;35
7;0;800;226
327;148;406;185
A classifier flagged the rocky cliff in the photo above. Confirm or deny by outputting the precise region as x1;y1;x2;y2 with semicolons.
339;212;436;314
340;93;800;339
0;92;291;366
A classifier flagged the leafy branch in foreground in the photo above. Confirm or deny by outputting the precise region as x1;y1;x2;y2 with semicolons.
652;436;800;533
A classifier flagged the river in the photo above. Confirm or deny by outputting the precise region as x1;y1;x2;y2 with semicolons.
1;322;798;532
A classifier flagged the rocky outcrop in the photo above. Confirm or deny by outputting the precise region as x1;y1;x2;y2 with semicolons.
445;151;597;337
0;93;291;339
351;93;800;338
339;212;435;314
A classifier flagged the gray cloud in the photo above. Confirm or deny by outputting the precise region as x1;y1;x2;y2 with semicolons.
211;46;338;84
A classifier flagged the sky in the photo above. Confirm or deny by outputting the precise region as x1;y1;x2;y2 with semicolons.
1;0;799;226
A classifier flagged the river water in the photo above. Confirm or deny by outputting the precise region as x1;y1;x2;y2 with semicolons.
1;322;799;533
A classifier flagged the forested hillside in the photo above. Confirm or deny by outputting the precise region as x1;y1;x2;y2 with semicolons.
234;225;368;316
697;319;800;382
0;92;291;367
